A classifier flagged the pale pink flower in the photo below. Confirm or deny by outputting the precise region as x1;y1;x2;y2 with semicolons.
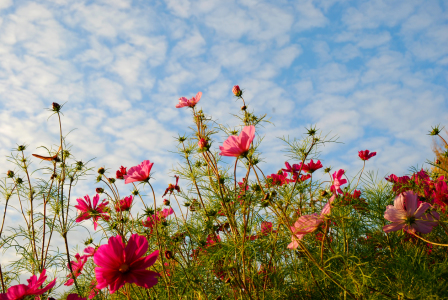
219;125;255;157
176;92;202;108
124;160;154;184
0;269;56;300
288;196;335;249
330;169;347;194
75;194;110;230
383;191;439;234
94;234;160;294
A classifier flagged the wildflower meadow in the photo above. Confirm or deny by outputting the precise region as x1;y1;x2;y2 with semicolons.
0;85;447;300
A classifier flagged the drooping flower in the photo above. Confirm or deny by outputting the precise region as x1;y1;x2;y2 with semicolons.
65;254;88;286
232;85;242;97
162;176;180;197
219;125;255;157
176;92;202;108
330;169;347;194
124;160;154;184
302;159;323;173
383;191;439;234
75;194;110;230
288;196;335;250
358;150;377;161
115;195;133;212
94;234;160;294
0;269;56;300
116;166;127;179
67;294;87;300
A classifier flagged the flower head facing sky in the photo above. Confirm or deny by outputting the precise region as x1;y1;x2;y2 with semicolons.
219;125;255;157
94;234;160;294
176;92;202;108
358;150;377;161
124;160;154;184
75;194;110;230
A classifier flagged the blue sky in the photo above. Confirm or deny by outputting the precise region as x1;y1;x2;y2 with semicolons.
0;0;447;277
0;0;447;202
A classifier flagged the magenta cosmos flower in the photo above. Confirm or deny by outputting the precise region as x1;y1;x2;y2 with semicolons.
0;269;56;300
302;159;323;173
288;196;335;250
65;253;88;286
176;92;202;108
67;294;87;300
358;150;377;161
383;191;439;234
94;234;160;294
330;169;347;194
124;160;154;184
75;194;110;230
115;195;133;212
219;125;255;157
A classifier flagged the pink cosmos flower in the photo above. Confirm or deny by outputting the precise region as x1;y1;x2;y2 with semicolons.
0;269;56;300
67;294;87;300
267;172;290;186
261;221;274;235
94;234;160;294
282;162;302;174
80;246;96;260
65;253;88;286
176;92;202;108
288;196;335;250
383;191;439;234
358;150;377;161
302;159;323;173
116;166;127;179
142;208;174;231
433;179;448;211
115;195;133;212
219;125;255;157
330;169;347;194
75;194;110;230
124;160;154;184
162;176;180;197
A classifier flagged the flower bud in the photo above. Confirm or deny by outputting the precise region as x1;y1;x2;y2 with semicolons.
232;85;242;97
17;145;26;151
96;187;104;194
241;105;246;111
436;159;441;165
98;167;105;174
52;102;61;112
198;138;208;149
163;199;170;206
320;190;328;197
15;177;23;185
132;190;139;196
6;170;14;178
324;167;331;173
108;177;116;184
164;250;173;260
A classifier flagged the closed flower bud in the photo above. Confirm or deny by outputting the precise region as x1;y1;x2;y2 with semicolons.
241;105;246;111
6;170;14;178
17;145;26;151
132;190;139;196
15;177;23;185
96;187;104;194
164;250;173;259
324;167;331;173
198;138;208;149
98;167;105;174
108;177;116;184
436;159;441;165
232;85;242;97
52;102;61;112
163;199;170;206
320;190;328;197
